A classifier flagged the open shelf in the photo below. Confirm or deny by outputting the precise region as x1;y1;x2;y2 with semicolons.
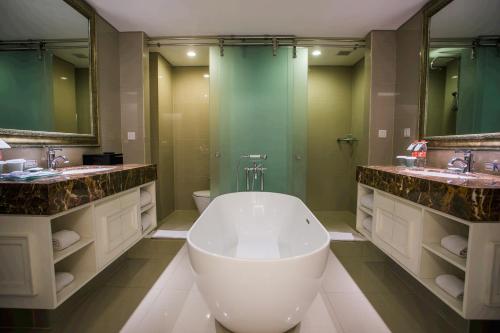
421;209;469;274
422;242;466;271
141;206;157;235
419;246;466;315
140;202;155;213
56;271;95;306
420;277;463;315
358;205;373;216
53;238;94;264
139;182;156;211
356;184;374;241
54;243;97;305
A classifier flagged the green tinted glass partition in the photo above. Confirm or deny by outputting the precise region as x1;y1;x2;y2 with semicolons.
209;46;308;200
0;51;54;131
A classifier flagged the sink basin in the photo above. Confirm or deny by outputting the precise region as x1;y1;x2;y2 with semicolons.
61;167;114;175
404;169;476;180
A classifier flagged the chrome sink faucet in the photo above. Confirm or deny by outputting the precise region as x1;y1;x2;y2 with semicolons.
447;150;473;173
46;147;69;169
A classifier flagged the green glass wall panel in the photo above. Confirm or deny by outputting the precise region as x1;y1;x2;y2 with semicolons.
457;47;500;134
0;51;54;131
209;46;308;199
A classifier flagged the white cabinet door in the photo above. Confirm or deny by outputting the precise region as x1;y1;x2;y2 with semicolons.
372;191;422;274
390;203;422;273
373;209;394;254
95;190;140;269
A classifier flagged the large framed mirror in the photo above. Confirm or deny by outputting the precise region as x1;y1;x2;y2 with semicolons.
420;0;500;149
0;0;98;146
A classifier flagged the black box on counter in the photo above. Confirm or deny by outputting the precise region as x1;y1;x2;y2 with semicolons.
83;152;123;165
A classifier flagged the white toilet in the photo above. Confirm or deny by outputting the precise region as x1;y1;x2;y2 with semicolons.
193;190;210;213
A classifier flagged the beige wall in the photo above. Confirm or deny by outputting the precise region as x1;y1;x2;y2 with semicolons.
350;59;368;211
119;32;150;164
366;31;397;165
172;67;210;210
307;66;361;211
96;16;122;153
52;56;78;133
150;53;175;219
393;13;423;157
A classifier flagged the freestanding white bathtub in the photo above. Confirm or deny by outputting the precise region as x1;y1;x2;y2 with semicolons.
187;192;330;333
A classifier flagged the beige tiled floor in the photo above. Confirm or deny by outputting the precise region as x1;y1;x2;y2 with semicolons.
157;210;199;231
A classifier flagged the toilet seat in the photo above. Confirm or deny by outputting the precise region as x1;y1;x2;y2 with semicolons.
193;190;210;198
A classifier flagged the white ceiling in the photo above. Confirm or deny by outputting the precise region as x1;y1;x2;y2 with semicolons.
150;45;365;66
430;0;500;38
86;0;427;38
0;0;88;40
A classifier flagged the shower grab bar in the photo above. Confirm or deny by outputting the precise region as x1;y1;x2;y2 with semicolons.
337;135;358;144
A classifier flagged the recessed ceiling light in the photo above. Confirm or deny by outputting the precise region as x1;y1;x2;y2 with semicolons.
452;75;458;79
60;76;68;80
187;51;196;57
312;49;321;56
203;73;209;78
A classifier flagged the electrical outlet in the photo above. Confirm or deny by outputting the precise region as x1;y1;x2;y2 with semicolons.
127;131;136;140
378;130;387;138
404;128;411;137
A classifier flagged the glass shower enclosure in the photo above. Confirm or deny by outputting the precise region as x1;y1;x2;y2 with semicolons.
209;46;308;200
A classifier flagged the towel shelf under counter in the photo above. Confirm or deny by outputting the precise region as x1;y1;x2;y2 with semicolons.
357;183;500;320
0;180;157;309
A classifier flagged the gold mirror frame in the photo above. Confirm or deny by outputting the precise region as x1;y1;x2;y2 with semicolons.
0;0;99;147
419;0;500;150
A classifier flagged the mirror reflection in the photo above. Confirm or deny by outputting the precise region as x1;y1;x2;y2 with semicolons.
0;0;91;134
425;0;500;137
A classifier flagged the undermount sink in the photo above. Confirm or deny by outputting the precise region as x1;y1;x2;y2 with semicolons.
404;169;476;180
61;167;114;175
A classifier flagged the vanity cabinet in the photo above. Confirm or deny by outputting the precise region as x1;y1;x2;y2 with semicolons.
357;183;500;320
0;181;156;309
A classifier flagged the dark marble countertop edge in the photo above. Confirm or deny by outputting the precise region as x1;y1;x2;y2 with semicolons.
356;165;500;223
0;164;157;216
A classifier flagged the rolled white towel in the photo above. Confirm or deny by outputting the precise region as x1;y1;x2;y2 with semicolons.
441;235;468;258
141;212;153;231
435;274;464;299
360;193;374;210
52;230;80;251
55;272;74;292
362;216;372;232
140;190;153;207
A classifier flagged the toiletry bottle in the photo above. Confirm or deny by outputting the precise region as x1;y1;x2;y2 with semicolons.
415;141;428;168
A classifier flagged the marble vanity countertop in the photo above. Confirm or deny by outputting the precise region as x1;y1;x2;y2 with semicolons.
0;164;156;215
357;165;500;222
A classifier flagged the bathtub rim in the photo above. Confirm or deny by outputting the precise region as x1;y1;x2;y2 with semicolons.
187;191;331;263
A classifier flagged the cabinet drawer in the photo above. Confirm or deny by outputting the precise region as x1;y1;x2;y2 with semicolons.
394;200;421;221
374;192;395;213
120;190;140;209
